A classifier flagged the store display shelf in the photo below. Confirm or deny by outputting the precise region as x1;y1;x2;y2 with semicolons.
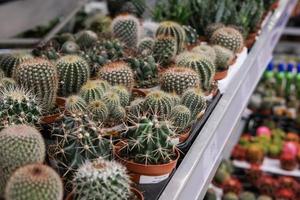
158;0;297;200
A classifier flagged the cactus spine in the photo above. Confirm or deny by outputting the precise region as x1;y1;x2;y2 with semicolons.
79;80;111;103
75;30;98;49
0;53;32;77
205;23;225;40
169;105;191;130
88;100;109;123
65;95;87;113
143;90;173;116
213;45;235;71
5;164;63;200
192;44;216;63
0;78;16;90
153;36;177;66
183;25;198;46
138;37;155;54
112;85;130;107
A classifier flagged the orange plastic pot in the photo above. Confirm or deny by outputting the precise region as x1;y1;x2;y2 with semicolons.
214;70;228;81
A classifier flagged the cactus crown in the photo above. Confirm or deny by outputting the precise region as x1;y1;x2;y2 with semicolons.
153;36;177;66
65;95;87;113
88;100;109;123
138;37;155;54
79;80;111;103
213;45;234;71
169;105;191;131
75;30;98;49
143;90;173;117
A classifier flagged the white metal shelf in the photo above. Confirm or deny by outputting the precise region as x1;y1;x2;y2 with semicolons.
159;0;297;199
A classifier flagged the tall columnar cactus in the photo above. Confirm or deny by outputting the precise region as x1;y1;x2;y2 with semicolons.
181;88;207;120
5;164;63;200
56;55;90;97
138;37;155;54
210;27;244;53
176;52;216;91
169;105;191;130
65;95;87;113
155;21;186;53
160;66;200;95
13;58;58;110
192;44;216;63
112;85;130;107
75;30;98;49
49;112;112;179
0;87;42;128
0;53;32;77
143;90;173;116
79;80;111;103
153;36;177;66
111;14;141;48
98;61;134;89
123;115;176;164
213;45;235;71
74;158;132;200
204;23;225;40
182;25;198;46
88;100;109;123
0;125;45;194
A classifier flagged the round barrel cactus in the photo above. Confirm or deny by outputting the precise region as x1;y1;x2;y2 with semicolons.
192;44;216;63
75;30;98;49
65;95;87;113
79;80;111;103
112;85;130;107
143;90;173;116
183;25;198;46
213;45;235;71
0;53;32;77
153;36;177;66
169;105;191;130
88;100;109;123
138;37;155;54
205;23;225;40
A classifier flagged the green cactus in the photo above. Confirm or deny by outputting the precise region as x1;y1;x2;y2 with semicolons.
98;61;134;89
143;90;173;116
84;14;112;34
181;88;207;120
223;192;239;200
213;167;230;186
32;40;60;60
169;93;181;106
160;66;200;95
153;36;177;66
156;21;186;53
183;25;198;46
239;191;256;200
122;115;176;164
74;158;132;200
5;164;63;200
107;0;146;17
61;41;80;54
65;95;87;113
204;23;225;40
257;195;272;200
112;85;130;107
75;30;98;49
127;98;144;118
49;112;112;179
111;14;141;48
192;44;216;63
204;188;217;200
210;27;244;53
176;52;216;91
0;78;17;90
213;45;235;71
0;87;42;129
79;80;111;103
169;105;191;130
110;106;126;122
138;37;155;54
0;53;32;77
0;125;45;194
88;100;109;123
0;68;4;79
56;55;90;97
102;91;121;112
13;58;59;111
55;33;75;44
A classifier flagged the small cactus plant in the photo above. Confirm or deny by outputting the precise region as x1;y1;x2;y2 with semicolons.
212;45;235;71
222;192;238;200
183;25;198;46
143;90;173;116
73;158;132;200
169;105;191;131
112;85;130;107
153;36;177;66
138;37;155;54
239;191;256;200
75;30;98;49
102;91;121;112
169;93;181;106
79;80;111;103
127;97;144;118
5;164;63;200
98;61;134;89
65;95;87;113
88;100;109;123
111;14;141;48
56;55;90;97
160;66;200;95
61;41;80;54
0;53;32;77
0;125;45;194
192;44;216;63
205;23;225;40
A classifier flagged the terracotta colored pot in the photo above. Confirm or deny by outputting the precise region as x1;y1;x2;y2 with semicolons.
271;0;279;11
56;97;66;108
114;143;180;184
132;86;160;96
171;128;191;145
245;35;256;49
214;70;228;80
40;113;61;124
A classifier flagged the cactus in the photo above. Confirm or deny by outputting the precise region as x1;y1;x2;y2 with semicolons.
122;115;176;164
112;85;130;107
222;192;238;200
0;53;32;77
169;93;181;106
127;98;144;118
0;87;42;128
98;61;134;89
0;68;4;79
268;143;281;158
183;25;198;46
110;106;126;122
88;100;109;123
160;66;200;95
32;40;60;60
205;23;225;40
138;37;155;54
84;14;112;34
0;78;17;89
65;95;87;113
111;14;141;48
181;88;207;120
210;27;244;53
56;55;90;97
143;90;173;116
49;112;112;179
79;80;111;103
192;44;216;63
13;58;58;111
126;54;159;88
239;191;256;200
107;0;146;18
75;30;98;49
213;167;230;186
155;21;186;53
55;33;75;44
257;195;272;200
0;125;45;193
176;52;216;91
5;164;63;200
61;41;80;54
169;105;191;130
73;158;132;200
204;188;217;200
213;45;235;71
153;36;177;66
102;91;121;112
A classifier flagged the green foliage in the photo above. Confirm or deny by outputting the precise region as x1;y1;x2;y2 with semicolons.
153;36;177;66
0;53;32;77
65;95;87;113
79;80;111;103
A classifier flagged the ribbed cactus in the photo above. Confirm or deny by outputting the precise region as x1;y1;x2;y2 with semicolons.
0;125;45;194
110;105;126;122
205;23;225;40
213;45;235;71
169;105;191;130
143;90;173;116
0;68;4;79
13;58;58;110
122;115;176;164
79;80;111;103
176;52;216;91
75;30;98;49
181;88;207;120
65;95;87;113
223;192;239;200
204;188;217;200
239;191;256;200
74;158;132;200
192;44;216;63
0;78;16;89
160;66;200;95
5;164;63;200
127;98;144;118
169;93;181;106
156;21;186;53
183;25;198;46
88;100;109;123
127;55;159;88
98;61;134;89
210;27;244;53
49;112;112;179
0;53;32;77
56;55;90;97
153;36;177;65
111;14;141;48
138;37;155;54
102;91;121;112
61;41;80;54
112;85;130;107
0;87;42;128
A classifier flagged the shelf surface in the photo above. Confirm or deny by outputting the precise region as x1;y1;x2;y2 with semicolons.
158;1;297;199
